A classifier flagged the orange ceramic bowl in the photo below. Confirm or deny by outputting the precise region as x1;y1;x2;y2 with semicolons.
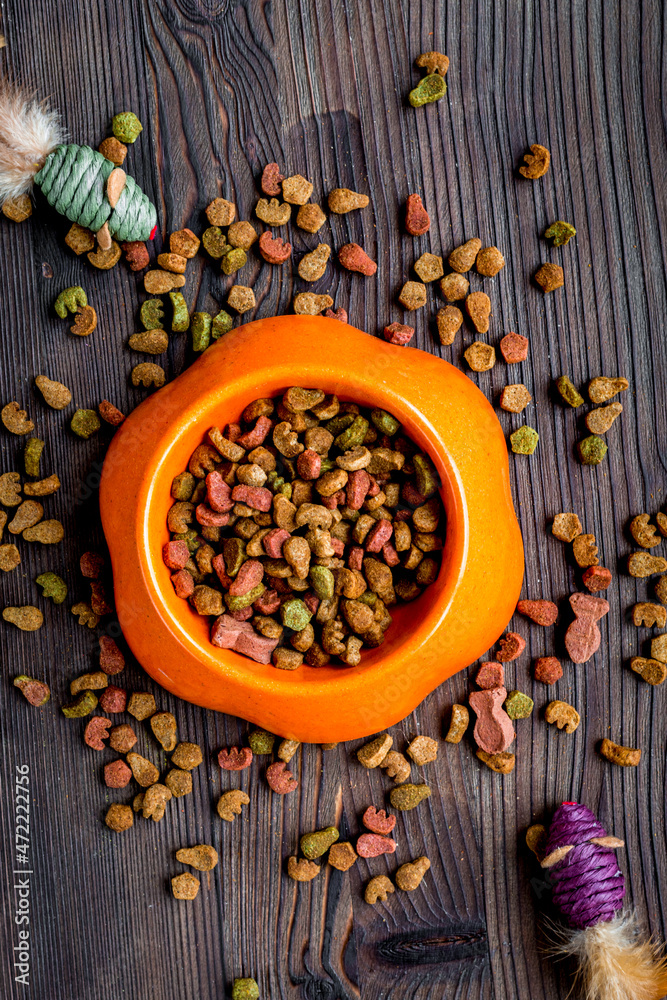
99;316;523;742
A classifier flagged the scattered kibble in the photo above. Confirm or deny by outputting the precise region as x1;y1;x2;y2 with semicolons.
534;263;563;293
444;704;469;743
510;426;539;455
112;111;143;143
464;341;495;372
171;873;200;899
500;385;531;413
588;376;629;404
519;143;550;179
577;435;608;466
552;513;583;542
364;875;394;904
545;700;580;733
599;738;641;767
534;657;563;685
14;675;50;706
504;690;534;719
176;844;219;871
544;221;576;246
555;376;584;408
3;605;43;630
389;782;431;811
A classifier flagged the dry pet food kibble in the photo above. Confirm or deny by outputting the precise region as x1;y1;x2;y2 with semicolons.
3;606;43;631
577;436;608;466
555;376;584;408
630;657;667;686
465;292;491;333
389;782;431;811
552;512;583;542
628;553;667;578
404;194;430;235
105;803;133;832
510;426;539;455
328;188;369;213
469;687;515;753
171;873;200;900
630;514;660;549
599;739;641;767
176;845;219;871
414;253;443;283
365;875;394;904
476;246;505;277
464;341;495;372
588;376;629;403
476;750;516;774
586;403;623;435
357;733;393;768
500;385;531;413
519;143;550;179
407;735;438;765
328;842;358;871
545;700;580;733
445;704;469;743
398;281;427;311
231;980;259;1000
534;263;564;293
14;675;50;706
545;221;576;246
436;306;463;345
287;857;320;882
534;657;563;685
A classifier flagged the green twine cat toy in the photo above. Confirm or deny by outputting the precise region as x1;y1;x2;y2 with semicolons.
0;80;157;245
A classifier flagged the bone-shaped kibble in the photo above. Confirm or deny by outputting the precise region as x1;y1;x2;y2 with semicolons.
468;687;515;754
564;593;610;663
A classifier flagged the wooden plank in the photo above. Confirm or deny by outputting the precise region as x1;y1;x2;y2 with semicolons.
0;1;666;998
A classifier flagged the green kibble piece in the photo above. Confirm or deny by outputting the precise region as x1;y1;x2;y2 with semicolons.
169;292;189;333
141;299;165;330
225;582;265;611
248;729;275;755
578;435;608;466
232;979;260;1000
71;409;101;440
280;598;313;631
191;312;212;353
319;457;336;473
545;221;576;247
371;408;400;436
555;375;584;408
325;413;355;436
221;247;247;275
171;472;195;501
211;310;233;339
62;690;98;718
389;782;432;811
334;415;369;451
173;529;199;553
409;73;447;107
54;286;87;318
24;438;44;477
414;454;439;498
309;565;335;601
510;425;539;455
223;537;246;576
357;591;377;607
202;226;227;259
112;111;143;143
504;690;534;720
36;571;67;604
300;826;339;860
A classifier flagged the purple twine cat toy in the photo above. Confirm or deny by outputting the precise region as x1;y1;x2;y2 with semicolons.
527;802;667;1000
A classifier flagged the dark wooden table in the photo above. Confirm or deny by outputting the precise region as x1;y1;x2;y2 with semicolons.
2;1;666;998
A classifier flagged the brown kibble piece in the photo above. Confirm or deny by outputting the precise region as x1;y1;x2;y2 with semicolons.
500;385;531;413
328;188;369;213
296;203;327;233
404;194;430;235
176;844;219;871
165;769;192;797
150;711;178;751
0;543;21;571
572;534;599;568
534;657;563;685
516;599;558;626
379;750;411;783
449;238;481;274
216;789;250;822
99;137;127;165
364;875;395;904
398;281;427;311
22;519;63;544
105;803;133;832
287;856;320;882
228;285;256;314
476;246;505;277
628;553;667;578
157;252;187;274
465;292;491;334
632;603;667;628
255;198;291;226
416;50;449;75
407;735;438;765
99;400;125;426
171;742;203;770
126;752;160;787
630;657;667;685
65;223;95;254
436;306;463;345
298;243;331;282
171;873;200;899
545;700;580;733
499;332;529;364
282;174;314;205
630;514;661;549
476;750;516;774
414;253;444;283
588;377;629;404
2;401;34;435
534;263;564;293
104;759;132;788
70;671;108;695
121;241;150;271
519;144;550;179
131;363;165;388
552;513;583;543
439;273;469;302
444;704;469;743
35;375;72;409
293;292;333;315
599;738;641;767
464;341;495;372
206;198;236;227
585;403;623;435
328;842;358;871
87;241;121;270
496;632;526;662
357;733;392;768
127;691;157;721
129;329;169;354
144;270;185;294
475;662;504;688
109;724;137;753
2;194;32;221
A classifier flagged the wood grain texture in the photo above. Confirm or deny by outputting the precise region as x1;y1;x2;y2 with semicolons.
1;1;666;998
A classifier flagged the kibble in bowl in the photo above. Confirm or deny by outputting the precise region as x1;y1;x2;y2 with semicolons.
100;316;523;741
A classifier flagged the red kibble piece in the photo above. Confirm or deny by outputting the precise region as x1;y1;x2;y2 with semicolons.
225;423;242;442
330;537;345;557
297;449;322;480
338;242;377;276
382;542;400;567
99;684;127;713
266;760;299;794
393;509;412;521
120;240;150;271
303;591;320;615
346;469;370;510
212;553;233;589
254;588;281;614
402;482;426;507
228;559;264;597
84;716;112;750
210;614;255;648
475;662;505;689
258;230;292;264
582;565;612;593
80;551;105;579
99;400;126;426
263;528;290;559
99;637;126;676
365;519;393;553
348;546;364;570
405;193;430;235
384;323;415;346
321;490;345;510
499;332;529;364
237;415;272;450
570;593;610;620
516;599;558;626
496;632;526;662
231;484;273;512
362;806;396;835
196;503;230;527
534;657;563;685
162;540;190;570
356;833;397;858
367;476;382;498
228;606;254;621
233;629;280;664
90;580;114;616
469;686;515;753
218;746;253;770
324;308;348;323
261;162;284;196
565;593;610;664
104;759;132;788
206;471;235;513
172;569;195;598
